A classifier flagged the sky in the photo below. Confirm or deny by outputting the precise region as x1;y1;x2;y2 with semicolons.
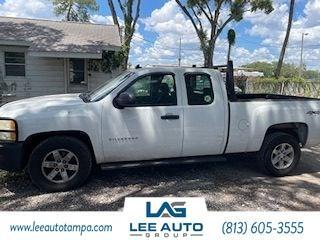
0;0;319;70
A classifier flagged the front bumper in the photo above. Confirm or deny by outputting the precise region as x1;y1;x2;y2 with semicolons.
0;142;25;172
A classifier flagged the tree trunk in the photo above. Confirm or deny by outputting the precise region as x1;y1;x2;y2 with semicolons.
106;0;140;70
275;0;295;79
121;32;133;70
203;40;216;68
107;0;121;37
204;52;213;68
66;0;73;21
122;46;130;70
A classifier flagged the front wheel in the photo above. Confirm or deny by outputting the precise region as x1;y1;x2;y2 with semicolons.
28;136;93;192
259;132;301;176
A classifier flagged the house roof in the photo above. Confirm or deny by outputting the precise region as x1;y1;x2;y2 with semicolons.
0;16;121;59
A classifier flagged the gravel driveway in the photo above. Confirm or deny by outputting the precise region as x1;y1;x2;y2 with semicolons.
0;147;319;211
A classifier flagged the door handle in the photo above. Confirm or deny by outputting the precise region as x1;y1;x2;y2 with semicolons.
161;114;180;120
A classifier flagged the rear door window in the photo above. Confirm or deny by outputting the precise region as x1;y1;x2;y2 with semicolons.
185;73;214;105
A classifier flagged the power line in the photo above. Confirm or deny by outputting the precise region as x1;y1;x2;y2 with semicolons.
133;35;201;51
131;35;320;65
134;34;320;51
178;37;182;66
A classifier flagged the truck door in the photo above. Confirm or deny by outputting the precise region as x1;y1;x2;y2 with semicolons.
182;72;227;156
101;72;183;162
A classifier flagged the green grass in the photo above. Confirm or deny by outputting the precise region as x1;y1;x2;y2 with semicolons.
248;77;308;84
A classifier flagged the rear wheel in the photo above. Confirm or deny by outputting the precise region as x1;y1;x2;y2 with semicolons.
259;132;301;176
28;136;92;192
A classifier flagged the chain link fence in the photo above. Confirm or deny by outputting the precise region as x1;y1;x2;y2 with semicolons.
246;81;320;98
235;76;320;98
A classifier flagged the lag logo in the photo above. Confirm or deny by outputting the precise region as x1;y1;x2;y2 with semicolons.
129;200;204;239
146;201;186;218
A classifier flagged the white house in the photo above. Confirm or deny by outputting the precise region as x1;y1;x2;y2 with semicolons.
0;16;122;102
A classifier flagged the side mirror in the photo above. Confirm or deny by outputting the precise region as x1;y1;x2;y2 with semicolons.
114;92;135;109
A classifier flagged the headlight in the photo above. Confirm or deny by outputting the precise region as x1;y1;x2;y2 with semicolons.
0;120;17;142
0;132;16;141
0;120;16;131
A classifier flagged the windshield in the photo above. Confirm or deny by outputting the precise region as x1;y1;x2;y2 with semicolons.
86;71;135;102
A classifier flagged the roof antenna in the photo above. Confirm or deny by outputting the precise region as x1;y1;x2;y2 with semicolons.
135;64;142;69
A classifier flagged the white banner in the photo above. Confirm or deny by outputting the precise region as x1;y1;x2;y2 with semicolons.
0;198;319;239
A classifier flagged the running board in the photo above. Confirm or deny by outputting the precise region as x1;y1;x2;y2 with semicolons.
100;155;226;170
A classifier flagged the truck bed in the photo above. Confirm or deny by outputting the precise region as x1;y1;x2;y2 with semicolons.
235;93;320;102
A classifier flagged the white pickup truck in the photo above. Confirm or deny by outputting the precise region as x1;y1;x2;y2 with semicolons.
0;62;320;192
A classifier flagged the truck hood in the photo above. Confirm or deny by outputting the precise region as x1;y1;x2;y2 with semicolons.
0;94;84;119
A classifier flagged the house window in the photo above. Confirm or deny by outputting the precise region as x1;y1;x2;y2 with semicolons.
5;52;26;77
69;59;86;85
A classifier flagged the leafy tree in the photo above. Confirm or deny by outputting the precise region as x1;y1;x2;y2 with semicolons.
275;0;295;79
52;0;99;22
304;69;320;80
107;0;141;70
227;29;236;62
243;61;275;77
243;61;320;79
175;0;274;67
89;51;123;73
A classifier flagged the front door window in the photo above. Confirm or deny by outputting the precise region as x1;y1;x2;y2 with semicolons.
123;73;177;106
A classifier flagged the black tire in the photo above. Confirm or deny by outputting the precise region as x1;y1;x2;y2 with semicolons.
259;132;301;176
28;136;93;192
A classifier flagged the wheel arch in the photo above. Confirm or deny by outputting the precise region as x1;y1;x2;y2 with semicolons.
264;122;308;147
23;131;96;167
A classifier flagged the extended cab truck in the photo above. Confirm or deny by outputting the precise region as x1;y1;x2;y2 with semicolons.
0;61;320;192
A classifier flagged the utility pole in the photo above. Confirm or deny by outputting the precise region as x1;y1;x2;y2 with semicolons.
178;37;182;67
299;32;308;78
